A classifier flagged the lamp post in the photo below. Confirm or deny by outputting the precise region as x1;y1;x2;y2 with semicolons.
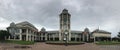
65;32;68;46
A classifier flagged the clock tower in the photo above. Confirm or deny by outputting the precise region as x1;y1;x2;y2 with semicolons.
59;9;71;41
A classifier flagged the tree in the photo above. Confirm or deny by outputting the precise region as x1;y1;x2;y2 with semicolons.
0;30;10;40
118;32;120;38
117;32;120;42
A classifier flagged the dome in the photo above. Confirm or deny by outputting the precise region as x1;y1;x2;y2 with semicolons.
84;28;89;32
10;22;15;27
41;27;46;32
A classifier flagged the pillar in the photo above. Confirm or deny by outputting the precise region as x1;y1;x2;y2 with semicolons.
75;35;76;41
80;35;82;41
19;35;22;40
45;33;47;41
94;36;96;43
19;29;22;40
69;31;71;41
34;32;36;41
83;34;84;41
49;34;50;41
41;33;43;41
53;35;55;41
59;32;61;41
8;36;10;40
32;36;34;41
87;34;89;41
26;29;28;41
29;35;31;41
14;35;16;40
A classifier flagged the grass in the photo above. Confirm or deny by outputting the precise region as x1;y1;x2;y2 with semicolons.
0;40;35;45
46;41;84;45
46;41;83;43
95;41;120;45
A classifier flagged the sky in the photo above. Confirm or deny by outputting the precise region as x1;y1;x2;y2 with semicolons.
0;0;120;37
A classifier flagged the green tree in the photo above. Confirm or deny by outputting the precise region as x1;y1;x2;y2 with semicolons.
118;32;120;38
0;30;10;40
118;32;120;42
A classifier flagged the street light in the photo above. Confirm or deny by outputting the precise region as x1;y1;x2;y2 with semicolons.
65;32;68;46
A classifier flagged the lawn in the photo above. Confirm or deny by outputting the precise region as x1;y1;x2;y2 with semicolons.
0;40;35;45
46;41;84;45
95;41;120;45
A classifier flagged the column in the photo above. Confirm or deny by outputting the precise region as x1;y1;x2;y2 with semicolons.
79;35;81;41
59;32;61;41
26;29;28;41
19;35;22;40
30;35;32;41
53;35;55;41
8;36;10;40
32;36;34;41
49;34;50;41
34;32;36;41
14;35;16;40
39;36;40;41
45;33;47;41
75;35;76;41
94;36;96;43
19;29;22;40
69;31;71;41
83;34;84;41
87;34;88;41
41;34;43;41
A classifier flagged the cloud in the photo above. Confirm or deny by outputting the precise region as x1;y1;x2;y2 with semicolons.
0;0;120;37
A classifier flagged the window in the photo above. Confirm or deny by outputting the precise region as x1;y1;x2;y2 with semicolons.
22;29;26;33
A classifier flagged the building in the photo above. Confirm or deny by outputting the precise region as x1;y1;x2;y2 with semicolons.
92;29;111;41
7;9;111;42
7;21;38;41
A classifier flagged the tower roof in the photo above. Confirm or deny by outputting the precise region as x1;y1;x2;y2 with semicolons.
62;9;68;13
60;9;71;16
63;9;68;11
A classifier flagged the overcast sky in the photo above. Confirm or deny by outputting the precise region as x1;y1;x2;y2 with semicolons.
0;0;120;37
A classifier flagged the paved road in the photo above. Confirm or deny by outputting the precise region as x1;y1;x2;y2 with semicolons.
30;43;119;50
0;43;120;50
99;45;120;50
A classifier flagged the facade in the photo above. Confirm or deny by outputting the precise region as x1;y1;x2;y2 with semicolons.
7;21;38;41
92;29;111;41
59;9;71;41
7;9;111;42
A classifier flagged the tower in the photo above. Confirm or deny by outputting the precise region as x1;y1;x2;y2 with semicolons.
59;9;71;41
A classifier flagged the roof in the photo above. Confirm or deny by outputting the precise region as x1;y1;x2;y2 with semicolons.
46;30;83;34
47;30;59;33
92;29;111;34
71;30;83;33
8;21;38;31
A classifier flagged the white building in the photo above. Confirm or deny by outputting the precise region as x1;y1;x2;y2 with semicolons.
7;9;111;42
7;21;38;41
